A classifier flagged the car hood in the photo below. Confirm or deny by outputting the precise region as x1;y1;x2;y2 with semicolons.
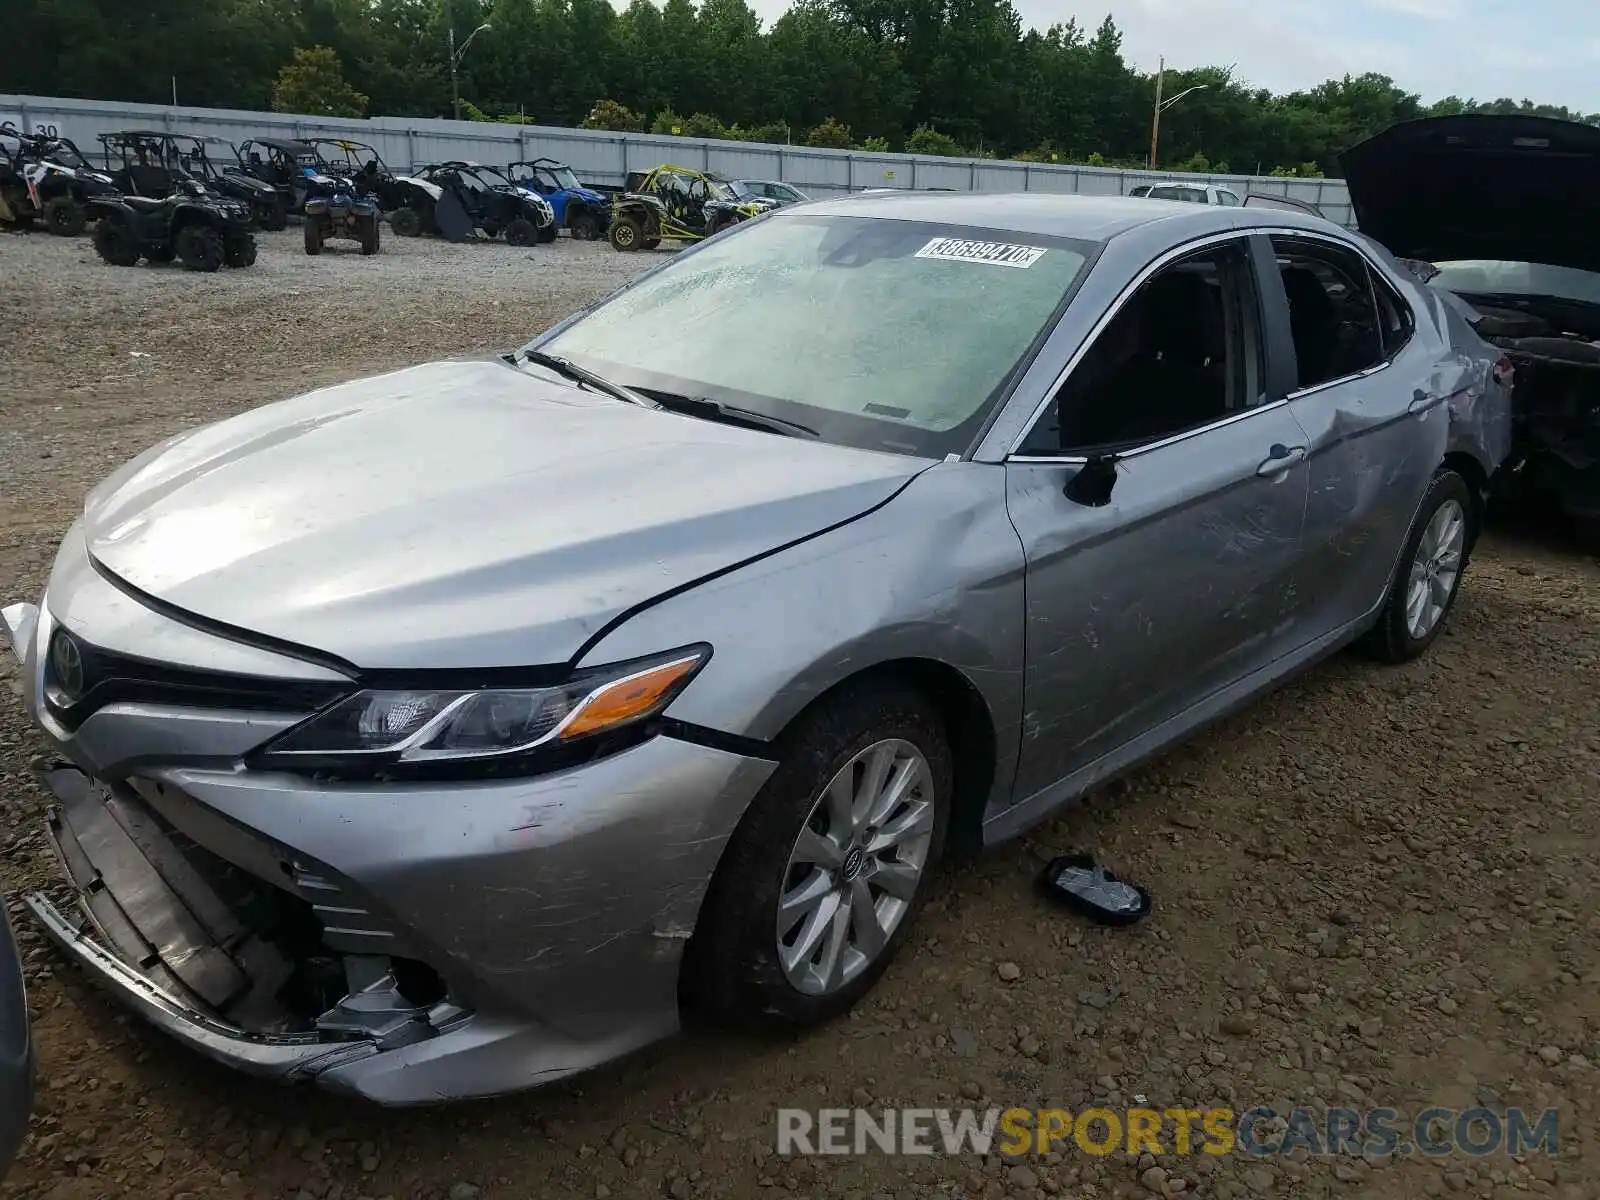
82;359;924;670
1339;114;1600;274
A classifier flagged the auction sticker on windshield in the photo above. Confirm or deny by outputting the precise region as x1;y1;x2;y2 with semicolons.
914;237;1047;268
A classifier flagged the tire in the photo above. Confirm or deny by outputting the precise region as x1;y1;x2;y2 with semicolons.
1359;468;1475;663
536;222;557;244
685;681;952;1030
43;196;85;237
360;218;380;256
91;219;141;267
609;215;642;251
260;198;288;232
389;206;422;237
175;224;224;272
504;217;536;247
223;231;257;268
569;211;597;240
304;220;323;256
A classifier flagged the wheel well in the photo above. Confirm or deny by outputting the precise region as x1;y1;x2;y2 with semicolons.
1441;451;1488;546
781;658;998;857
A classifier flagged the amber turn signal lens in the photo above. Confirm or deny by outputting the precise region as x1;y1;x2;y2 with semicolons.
559;654;702;739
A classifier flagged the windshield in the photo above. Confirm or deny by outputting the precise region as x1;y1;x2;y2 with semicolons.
532;214;1095;458
1429;260;1600;308
470;165;515;188
725;180;757;200
46;140;89;168
543;164;580;190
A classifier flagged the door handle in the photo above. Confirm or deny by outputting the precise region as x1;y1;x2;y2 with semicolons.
1409;389;1445;418
1256;444;1307;477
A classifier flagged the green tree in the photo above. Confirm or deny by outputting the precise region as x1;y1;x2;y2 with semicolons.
805;117;855;148
271;45;368;116
581;97;644;131
906;123;961;155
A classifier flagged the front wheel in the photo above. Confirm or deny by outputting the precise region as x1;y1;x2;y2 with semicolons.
568;211;598;240
1360;468;1474;663
685;682;951;1029
259;198;288;232
536;221;556;244
359;218;380;256
304;220;323;256
504;217;536;246
388;206;422;237
223;231;257;268
608;214;642;251
43;196;85;237
175;224;224;272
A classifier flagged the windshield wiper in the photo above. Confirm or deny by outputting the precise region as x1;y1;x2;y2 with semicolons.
650;393;819;439
517;349;658;409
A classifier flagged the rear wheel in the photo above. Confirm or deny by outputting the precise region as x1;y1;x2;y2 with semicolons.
359;218;380;256
568;211;597;240
176;224;224;272
685;682;951;1029
304;220;323;256
536;221;557;244
43;196;85;237
389;206;422;237
609;214;642;251
92;219;141;267
223;230;257;268
504;217;536;246
1359;468;1474;663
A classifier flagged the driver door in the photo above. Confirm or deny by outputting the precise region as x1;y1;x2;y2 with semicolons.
1004;236;1310;802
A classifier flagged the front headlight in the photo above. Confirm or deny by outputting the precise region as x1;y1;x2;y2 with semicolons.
252;645;709;776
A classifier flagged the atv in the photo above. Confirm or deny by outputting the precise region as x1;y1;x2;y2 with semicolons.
303;182;381;256
237;137;328;216
414;161;556;244
607;164;777;252
307;139;440;235
108;132;288;230
89;178;257;272
0;123;117;236
506;157;610;239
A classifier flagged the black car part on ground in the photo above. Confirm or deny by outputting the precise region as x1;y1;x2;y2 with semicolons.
0;123;116;236
414;162;555;244
104;131;286;231
88;179;257;273
1341;113;1600;521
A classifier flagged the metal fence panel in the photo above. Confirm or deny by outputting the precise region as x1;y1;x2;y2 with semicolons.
0;92;1354;223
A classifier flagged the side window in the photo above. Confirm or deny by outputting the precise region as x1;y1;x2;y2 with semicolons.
1370;267;1416;358
1269;236;1385;391
1017;240;1266;455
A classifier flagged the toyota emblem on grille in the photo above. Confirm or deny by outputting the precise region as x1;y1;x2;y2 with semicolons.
49;630;87;700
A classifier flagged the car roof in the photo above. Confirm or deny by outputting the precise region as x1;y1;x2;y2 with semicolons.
791;190;1311;243
248;138;315;153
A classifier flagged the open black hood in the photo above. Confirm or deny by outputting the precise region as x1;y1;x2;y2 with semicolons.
1339;114;1600;275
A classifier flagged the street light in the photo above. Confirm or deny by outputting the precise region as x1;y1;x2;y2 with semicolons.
1148;56;1209;169
447;14;493;121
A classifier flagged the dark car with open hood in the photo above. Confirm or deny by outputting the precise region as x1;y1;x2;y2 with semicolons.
1342;114;1600;521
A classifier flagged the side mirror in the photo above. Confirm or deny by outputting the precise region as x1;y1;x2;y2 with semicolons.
1064;454;1119;507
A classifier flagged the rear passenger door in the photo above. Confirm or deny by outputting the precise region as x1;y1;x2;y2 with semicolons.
1264;232;1439;646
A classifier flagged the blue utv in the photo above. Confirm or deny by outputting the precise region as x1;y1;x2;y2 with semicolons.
506;158;610;240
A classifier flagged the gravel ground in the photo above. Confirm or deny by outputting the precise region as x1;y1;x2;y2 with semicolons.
2;227;1599;1200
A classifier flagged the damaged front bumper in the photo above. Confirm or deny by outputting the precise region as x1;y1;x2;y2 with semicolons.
5;597;776;1105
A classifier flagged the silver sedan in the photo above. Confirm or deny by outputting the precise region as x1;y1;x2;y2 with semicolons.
3;191;1511;1104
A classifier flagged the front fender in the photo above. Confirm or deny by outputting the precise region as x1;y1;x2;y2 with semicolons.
573;461;1027;814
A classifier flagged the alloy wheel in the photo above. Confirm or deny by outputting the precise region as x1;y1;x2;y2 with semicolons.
776;739;935;996
1405;497;1465;639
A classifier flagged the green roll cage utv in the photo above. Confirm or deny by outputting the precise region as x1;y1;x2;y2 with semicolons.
607;164;778;251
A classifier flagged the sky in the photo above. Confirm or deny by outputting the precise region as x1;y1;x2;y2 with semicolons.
739;0;1600;113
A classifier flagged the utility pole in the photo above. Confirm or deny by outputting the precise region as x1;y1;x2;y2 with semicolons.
1149;57;1163;170
445;0;492;121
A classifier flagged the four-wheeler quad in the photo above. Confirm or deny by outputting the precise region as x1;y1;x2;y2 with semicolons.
506;157;610;239
307;139;440;235
152;133;287;229
0;123;117;236
303;182;381;256
89;178;257;271
414;161;556;244
237;137;328;216
607;164;778;252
